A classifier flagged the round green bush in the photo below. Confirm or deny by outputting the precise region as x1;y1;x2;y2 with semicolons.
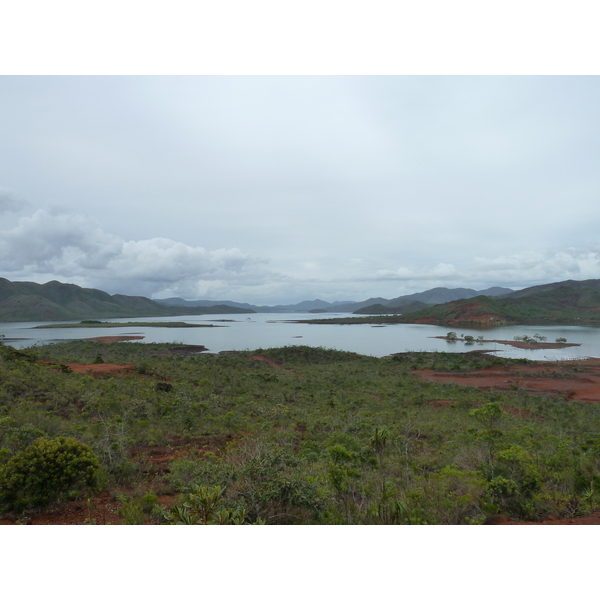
0;437;100;511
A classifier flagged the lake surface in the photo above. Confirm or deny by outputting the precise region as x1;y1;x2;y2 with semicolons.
2;313;600;361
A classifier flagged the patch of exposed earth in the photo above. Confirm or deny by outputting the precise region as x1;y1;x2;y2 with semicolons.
40;361;136;376
415;358;600;403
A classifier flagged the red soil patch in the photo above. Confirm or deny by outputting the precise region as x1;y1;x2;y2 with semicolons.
129;434;238;473
83;335;145;343
0;491;181;525
415;303;510;326
0;491;125;525
42;361;136;376
415;358;600;403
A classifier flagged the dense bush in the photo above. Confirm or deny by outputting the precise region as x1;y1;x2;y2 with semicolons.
0;437;100;511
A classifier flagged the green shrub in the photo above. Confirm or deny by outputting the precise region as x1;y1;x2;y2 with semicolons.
164;485;252;525
117;492;159;524
0;437;100;511
0;418;45;456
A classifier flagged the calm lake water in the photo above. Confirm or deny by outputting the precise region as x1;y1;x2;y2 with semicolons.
2;313;600;361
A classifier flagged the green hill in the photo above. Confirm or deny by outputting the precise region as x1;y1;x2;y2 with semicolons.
301;280;600;327
0;279;254;322
353;301;428;315
502;278;600;298
395;284;600;326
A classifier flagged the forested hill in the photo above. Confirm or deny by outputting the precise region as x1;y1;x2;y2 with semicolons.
300;280;600;326
0;279;254;322
340;286;513;314
396;283;600;326
503;278;600;298
353;301;428;315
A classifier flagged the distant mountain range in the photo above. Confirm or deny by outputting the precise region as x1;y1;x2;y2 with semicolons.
155;297;354;313
344;286;514;314
3;277;598;326
313;279;600;327
156;286;514;314
397;280;600;326
0;278;254;322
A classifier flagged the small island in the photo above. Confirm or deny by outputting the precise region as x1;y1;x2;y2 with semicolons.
34;320;217;329
433;331;580;350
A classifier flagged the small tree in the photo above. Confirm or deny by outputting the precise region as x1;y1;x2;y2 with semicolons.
470;402;506;474
370;427;390;468
445;332;457;341
470;402;505;431
164;485;254;525
0;437;100;511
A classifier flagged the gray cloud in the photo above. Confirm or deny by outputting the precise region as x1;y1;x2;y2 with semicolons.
359;250;600;296
3;206;600;302
0;209;278;298
0;189;28;214
0;210;123;272
373;263;458;282
470;249;600;286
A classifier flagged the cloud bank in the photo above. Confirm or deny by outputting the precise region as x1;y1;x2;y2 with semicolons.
3;208;600;303
471;250;600;286
0;209;280;299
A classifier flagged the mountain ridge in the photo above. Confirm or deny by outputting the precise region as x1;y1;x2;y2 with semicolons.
0;278;254;322
4;277;595;325
377;281;600;326
156;286;515;314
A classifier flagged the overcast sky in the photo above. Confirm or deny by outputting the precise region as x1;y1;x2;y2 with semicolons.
1;76;600;304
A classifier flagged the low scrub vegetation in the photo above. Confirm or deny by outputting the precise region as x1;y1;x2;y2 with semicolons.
1;340;600;524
